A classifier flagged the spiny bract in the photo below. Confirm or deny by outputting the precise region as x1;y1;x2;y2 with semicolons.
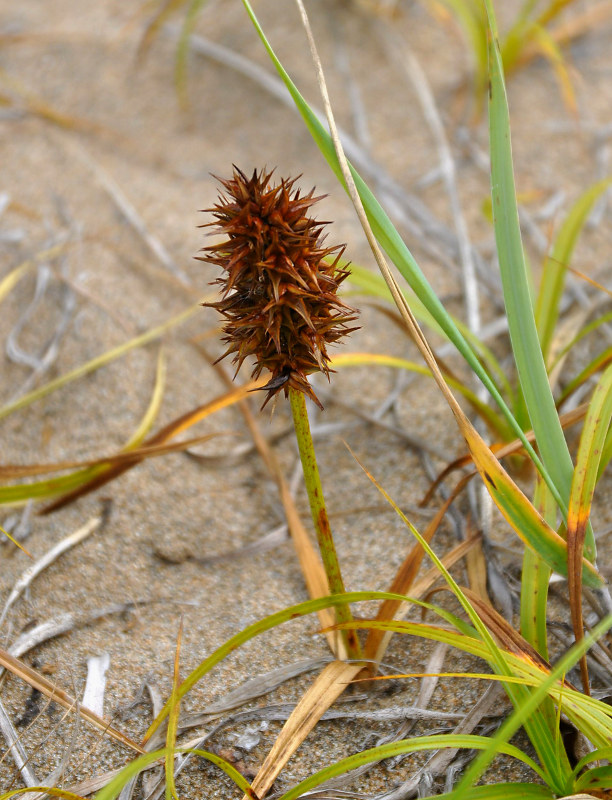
198;166;358;409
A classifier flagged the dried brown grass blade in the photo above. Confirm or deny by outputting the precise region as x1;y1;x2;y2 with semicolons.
0;647;144;753
464;518;491;605
461;589;577;688
39;383;258;514
420;401;590;506
243;661;363;800
1;434;227;480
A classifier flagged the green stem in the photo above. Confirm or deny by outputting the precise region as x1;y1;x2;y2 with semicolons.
289;388;361;661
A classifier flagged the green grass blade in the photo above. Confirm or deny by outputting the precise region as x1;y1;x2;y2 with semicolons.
0;350;167;507
572;746;612;779
536;178;612;360
0;789;87;800
422;785;553;800
91;746;253;800
143;589;542;746
277;735;546;800
433;0;488;98
566;361;612;690
124;347;166;449
597;417;612;482
550;309;612;373
483;0;580;527
568;361;612;560
575;763;612;792
346;263;444;334
142;591;415;744
519;477;557;736
175;0;210;108
520;478;553;659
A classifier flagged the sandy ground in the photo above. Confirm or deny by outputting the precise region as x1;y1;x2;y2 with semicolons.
1;0;612;797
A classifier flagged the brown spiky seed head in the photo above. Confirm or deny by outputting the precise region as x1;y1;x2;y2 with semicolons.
197;167;359;409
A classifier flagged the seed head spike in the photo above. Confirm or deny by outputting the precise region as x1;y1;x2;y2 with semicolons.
198;167;359;409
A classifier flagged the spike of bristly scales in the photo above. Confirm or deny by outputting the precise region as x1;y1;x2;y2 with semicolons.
198;167;358;409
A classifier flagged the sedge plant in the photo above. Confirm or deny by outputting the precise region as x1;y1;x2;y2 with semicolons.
197;166;362;660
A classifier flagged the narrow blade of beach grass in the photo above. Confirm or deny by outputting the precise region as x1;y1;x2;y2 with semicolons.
529;24;577;112
346;263;444;335
557;345;612;407
124;346;166;447
484;0;579;522
243;661;362;800
336;614;612;742
165;620;182;800
137;0;189;60
363;472;475;667
429;0;488;100
597;415;612;482
551;309;612;378
422;786;554;800
536;178;612;362
520;479;553;660
0;789;88;800
88;746;253;800
174;0;210;108
422;399;593;505
0;304;199;422
450;613;612;800
502;16;577;112
566;361;612;693
240;0;568;518
459;415;601;588
274;734;546;800
0;435;221;506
